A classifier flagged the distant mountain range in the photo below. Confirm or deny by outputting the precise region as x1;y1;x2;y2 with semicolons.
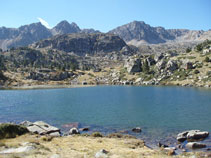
0;20;210;50
0;20;100;50
109;21;211;46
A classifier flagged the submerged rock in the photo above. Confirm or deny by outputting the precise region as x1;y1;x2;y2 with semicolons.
158;142;168;148
132;127;142;133
61;122;80;129
79;127;89;131
186;142;206;149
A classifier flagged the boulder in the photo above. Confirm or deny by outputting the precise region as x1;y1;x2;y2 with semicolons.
177;130;209;142
166;60;178;72
26;121;60;135
164;147;176;156
132;127;142;133
95;149;109;158
158;142;168;148
154;53;164;62
177;131;189;142
187;130;209;140
79;127;89;131
0;145;35;154
69;127;80;135
20;121;33;127
50;154;60;158
146;56;156;66
49;132;61;137
124;58;141;73
186;142;206;149
182;61;193;69
156;59;166;70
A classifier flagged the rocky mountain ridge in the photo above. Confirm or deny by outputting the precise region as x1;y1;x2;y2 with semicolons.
0;20;210;50
109;21;211;46
0;20;100;50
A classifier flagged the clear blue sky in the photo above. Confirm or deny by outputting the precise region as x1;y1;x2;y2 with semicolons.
0;0;210;32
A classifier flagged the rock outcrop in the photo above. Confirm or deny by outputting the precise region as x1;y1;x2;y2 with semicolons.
166;60;178;72
33;33;127;56
124;58;142;73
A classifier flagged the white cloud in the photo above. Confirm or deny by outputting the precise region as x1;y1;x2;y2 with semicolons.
37;17;51;29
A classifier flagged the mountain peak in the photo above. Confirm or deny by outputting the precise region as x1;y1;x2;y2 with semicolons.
56;20;70;26
52;20;81;35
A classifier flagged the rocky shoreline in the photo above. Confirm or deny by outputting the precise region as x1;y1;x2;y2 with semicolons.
0;121;210;158
0;83;210;91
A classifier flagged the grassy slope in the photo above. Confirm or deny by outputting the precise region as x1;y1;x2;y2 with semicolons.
0;134;207;158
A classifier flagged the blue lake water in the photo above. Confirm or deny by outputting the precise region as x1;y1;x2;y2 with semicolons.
0;86;211;147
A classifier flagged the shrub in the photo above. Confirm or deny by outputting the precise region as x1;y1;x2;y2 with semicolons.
207;71;211;76
186;47;192;53
204;57;210;62
41;136;53;141
142;59;150;74
91;132;103;137
0;123;29;139
107;133;136;139
0;70;8;81
194;70;200;74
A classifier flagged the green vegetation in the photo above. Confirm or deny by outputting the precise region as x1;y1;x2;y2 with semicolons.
194;69;200;74
186;47;192;53
142;59;150;74
177;56;196;60
204;56;210;62
195;39;211;52
207;71;211;76
0;123;29;139
119;68;127;80
91;132;103;137
107;133;136;139
173;69;189;81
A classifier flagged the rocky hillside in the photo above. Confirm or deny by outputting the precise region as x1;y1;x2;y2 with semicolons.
109;21;211;46
32;33;130;56
0;40;210;88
